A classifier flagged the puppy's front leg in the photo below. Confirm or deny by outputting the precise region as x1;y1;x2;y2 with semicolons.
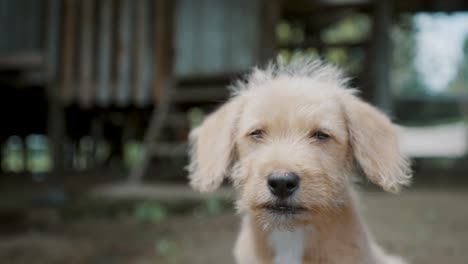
234;216;271;264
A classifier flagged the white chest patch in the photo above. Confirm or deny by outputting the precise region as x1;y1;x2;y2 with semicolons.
269;228;308;264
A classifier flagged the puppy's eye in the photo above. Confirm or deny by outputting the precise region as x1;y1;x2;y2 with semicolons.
249;129;264;140
311;131;330;140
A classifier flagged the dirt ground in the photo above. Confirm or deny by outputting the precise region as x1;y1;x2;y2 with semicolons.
0;188;467;264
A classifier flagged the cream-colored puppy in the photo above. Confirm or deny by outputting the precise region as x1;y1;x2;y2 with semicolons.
188;59;412;264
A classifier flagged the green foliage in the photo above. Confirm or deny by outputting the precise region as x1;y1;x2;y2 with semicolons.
276;14;369;75
391;15;430;97
134;201;168;222
321;14;371;44
447;37;468;94
124;140;144;169
202;195;224;215
276;21;305;45
155;239;178;258
1;136;24;172
188;107;205;129
277;48;320;64
1;135;51;173
25;135;51;173
320;13;369;74
323;47;365;74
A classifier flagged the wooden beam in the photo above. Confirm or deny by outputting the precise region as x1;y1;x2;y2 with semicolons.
369;0;393;113
0;53;44;70
133;0;152;106
153;0;175;103
173;86;230;104
61;0;77;104
116;0;133;107
279;40;369;50
79;0;95;108
259;0;281;63
128;0;176;183
282;0;370;19
96;0;113;107
45;0;65;177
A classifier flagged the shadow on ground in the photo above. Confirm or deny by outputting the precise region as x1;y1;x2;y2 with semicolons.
0;187;467;264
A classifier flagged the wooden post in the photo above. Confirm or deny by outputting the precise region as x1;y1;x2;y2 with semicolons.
97;0;113;107
79;0;95;108
153;0;175;103
133;0;152;106
259;0;281;64
61;0;76;104
128;0;175;183
370;0;393;114
116;0;133;107
45;0;65;177
461;97;468;158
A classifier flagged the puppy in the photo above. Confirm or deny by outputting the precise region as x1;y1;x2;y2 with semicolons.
187;59;412;264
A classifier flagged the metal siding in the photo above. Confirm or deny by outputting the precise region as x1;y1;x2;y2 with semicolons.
228;0;259;72
45;0;60;82
96;0;113;107
0;0;43;53
190;0;204;75
61;0;77;104
174;0;262;77
133;0;152;106
79;0;95;108
116;0;133;107
175;0;195;76
0;0;264;106
140;4;153;107
200;0;226;74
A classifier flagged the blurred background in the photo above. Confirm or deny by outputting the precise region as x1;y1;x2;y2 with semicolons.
0;0;467;263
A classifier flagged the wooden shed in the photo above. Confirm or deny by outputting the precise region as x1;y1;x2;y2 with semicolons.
0;0;279;175
2;0;467;178
45;0;276;108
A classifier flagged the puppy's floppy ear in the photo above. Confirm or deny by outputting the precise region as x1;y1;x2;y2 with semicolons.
342;92;412;193
188;97;243;192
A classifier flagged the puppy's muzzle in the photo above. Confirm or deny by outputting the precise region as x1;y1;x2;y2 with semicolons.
267;171;300;199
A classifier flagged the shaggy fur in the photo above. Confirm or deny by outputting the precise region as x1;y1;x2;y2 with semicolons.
188;58;412;264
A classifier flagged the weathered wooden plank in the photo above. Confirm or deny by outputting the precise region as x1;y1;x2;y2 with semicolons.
0;0;6;51
79;0;95;108
0;0;42;53
370;0;392;113
24;0;43;51
127;0;175;182
174;0;261;77
153;0;175;103
45;0;60;98
45;0;66;176
0;53;43;70
8;0;19;52
15;0;25;50
190;0;204;75
96;0;113;107
174;0;194;77
133;0;152;106
228;0;260;72
61;0;77;104
140;12;153;106
258;0;280;63
173;86;229;103
200;0;226;74
116;0;133;107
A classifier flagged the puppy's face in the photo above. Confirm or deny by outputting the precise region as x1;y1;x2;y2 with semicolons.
188;62;411;229
233;78;351;226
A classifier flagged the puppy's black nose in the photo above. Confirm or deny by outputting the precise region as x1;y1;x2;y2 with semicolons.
267;172;300;199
